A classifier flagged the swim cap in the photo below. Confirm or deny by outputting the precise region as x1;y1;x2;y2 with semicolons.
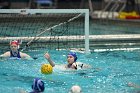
70;85;82;93
10;40;19;46
32;78;45;92
68;52;77;62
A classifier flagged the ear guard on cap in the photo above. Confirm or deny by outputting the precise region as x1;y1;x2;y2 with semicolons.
74;56;77;62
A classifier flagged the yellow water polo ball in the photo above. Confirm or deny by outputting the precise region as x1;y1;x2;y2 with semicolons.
41;64;53;74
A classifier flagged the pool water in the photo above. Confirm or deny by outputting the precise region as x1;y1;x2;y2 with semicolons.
0;49;140;93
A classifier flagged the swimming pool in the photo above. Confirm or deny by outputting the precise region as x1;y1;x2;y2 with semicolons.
0;49;140;93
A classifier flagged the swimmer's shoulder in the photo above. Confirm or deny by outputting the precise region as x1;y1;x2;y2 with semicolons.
54;64;67;70
76;62;92;69
0;51;10;57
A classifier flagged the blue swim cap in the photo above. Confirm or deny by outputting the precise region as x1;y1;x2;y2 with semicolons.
31;78;45;92
68;52;77;62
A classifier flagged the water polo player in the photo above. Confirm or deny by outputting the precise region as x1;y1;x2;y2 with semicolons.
44;52;91;70
29;78;45;93
0;40;31;59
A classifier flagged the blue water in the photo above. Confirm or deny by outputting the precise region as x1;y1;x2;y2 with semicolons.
0;49;140;93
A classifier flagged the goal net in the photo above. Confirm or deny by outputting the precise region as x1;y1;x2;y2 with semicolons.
0;9;89;53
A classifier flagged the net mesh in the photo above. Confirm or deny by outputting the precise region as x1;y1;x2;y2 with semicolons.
0;11;85;51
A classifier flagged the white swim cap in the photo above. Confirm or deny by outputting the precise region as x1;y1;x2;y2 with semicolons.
69;85;82;93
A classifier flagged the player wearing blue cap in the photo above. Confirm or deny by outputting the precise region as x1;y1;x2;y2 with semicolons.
67;52;78;69
44;52;91;70
19;78;45;93
29;78;45;93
